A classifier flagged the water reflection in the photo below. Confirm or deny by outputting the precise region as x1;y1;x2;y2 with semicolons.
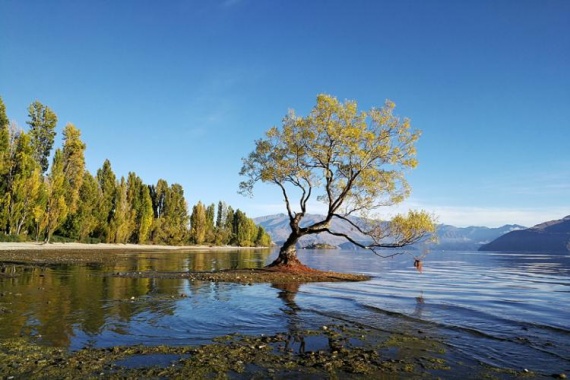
413;291;424;318
274;282;301;312
487;251;570;276
272;282;348;355
2;248;569;375
0;249;272;348
273;282;307;353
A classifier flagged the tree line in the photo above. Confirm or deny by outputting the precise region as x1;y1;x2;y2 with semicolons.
0;97;271;246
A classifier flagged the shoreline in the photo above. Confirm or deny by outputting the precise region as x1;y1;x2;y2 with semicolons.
0;242;273;266
0;242;271;251
0;242;369;284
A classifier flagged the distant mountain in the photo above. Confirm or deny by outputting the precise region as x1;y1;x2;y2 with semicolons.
435;224;525;250
255;214;524;251
479;215;570;253
254;214;373;250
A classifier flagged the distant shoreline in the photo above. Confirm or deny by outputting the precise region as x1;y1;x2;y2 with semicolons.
0;242;270;251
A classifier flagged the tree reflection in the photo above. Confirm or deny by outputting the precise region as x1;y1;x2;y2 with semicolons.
413;291;424;318
272;282;348;355
272;282;306;353
0;249;274;348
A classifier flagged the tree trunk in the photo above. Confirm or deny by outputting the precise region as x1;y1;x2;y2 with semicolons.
266;231;305;268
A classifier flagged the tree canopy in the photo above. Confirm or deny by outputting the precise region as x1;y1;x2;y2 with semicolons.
0;96;270;248
240;94;436;267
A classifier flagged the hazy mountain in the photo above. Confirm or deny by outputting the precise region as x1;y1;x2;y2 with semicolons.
479;215;570;253
255;214;524;250
254;214;373;250
435;224;525;250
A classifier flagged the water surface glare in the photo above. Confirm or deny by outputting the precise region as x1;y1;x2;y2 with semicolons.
0;248;568;376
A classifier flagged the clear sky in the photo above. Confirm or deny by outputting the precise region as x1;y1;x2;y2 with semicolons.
1;0;568;227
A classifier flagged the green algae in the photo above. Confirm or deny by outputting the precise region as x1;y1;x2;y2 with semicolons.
0;322;545;379
0;325;440;379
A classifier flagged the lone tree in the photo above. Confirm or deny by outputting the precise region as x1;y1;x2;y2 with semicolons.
239;94;436;269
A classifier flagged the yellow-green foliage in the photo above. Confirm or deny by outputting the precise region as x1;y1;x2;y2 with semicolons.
240;94;436;259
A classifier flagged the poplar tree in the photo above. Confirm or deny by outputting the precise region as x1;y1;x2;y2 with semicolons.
232;209;257;246
27;101;58;174
163;183;189;244
31;179;47;241
138;185;153;244
74;172;99;241
110;176;133;243
224;205;235;244
190;201;206;244
205;203;216;243
0;96;9;192
0;97;10;230
216;201;225;229
149;179;168;243
95;159;117;242
4;132;42;235
150;179;168;219
61;123;86;214
255;226;272;247
214;201;230;244
126;172;153;244
43;149;68;242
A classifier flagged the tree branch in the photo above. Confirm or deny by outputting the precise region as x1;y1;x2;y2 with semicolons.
276;180;294;221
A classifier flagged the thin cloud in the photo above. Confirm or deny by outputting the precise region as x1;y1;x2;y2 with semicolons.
247;197;568;227
388;201;568;228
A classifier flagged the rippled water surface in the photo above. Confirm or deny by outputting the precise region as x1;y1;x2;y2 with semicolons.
1;248;569;376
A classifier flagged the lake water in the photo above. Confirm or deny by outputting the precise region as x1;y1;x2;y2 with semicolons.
0;248;568;377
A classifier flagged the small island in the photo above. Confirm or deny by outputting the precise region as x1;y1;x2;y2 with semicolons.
302;243;338;250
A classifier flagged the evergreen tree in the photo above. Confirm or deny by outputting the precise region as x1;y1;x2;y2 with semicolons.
27;101;57;174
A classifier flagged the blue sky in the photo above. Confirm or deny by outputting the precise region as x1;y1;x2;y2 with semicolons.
1;0;568;227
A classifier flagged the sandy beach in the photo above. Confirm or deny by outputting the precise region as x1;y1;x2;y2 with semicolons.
0;242;271;265
0;242;258;251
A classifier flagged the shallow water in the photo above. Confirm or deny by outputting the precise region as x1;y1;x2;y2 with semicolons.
0;248;568;376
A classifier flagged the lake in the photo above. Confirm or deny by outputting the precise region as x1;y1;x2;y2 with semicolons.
0;248;568;377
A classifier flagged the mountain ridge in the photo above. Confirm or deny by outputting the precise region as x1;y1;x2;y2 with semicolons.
479;215;570;253
255;214;525;251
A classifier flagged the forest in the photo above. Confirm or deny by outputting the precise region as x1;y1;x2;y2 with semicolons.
0;97;272;247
